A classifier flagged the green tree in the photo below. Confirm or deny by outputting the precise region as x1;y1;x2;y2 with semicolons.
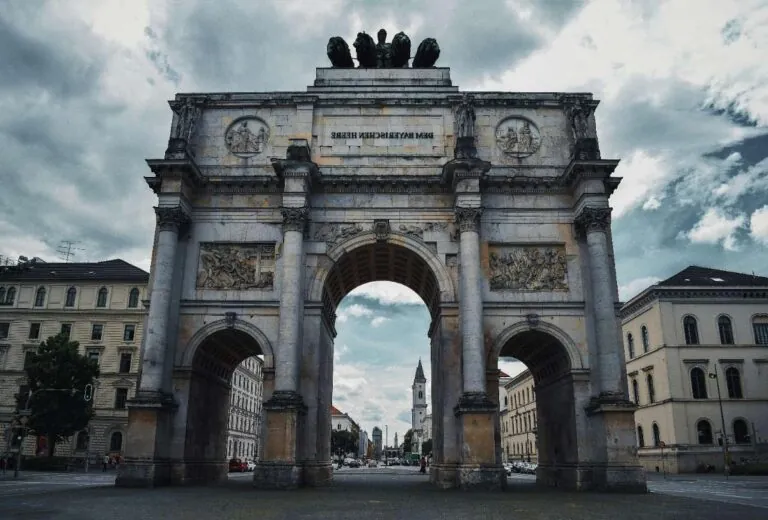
20;333;99;457
331;430;358;457
421;439;432;456
403;429;413;453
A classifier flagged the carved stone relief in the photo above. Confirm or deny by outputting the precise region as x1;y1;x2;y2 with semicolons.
225;117;270;157
488;246;568;291
495;117;541;158
196;243;275;290
313;222;369;248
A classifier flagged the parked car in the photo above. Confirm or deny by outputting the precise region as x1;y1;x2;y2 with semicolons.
229;458;246;472
368;460;377;468
348;459;361;468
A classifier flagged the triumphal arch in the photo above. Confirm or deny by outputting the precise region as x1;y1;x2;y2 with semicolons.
117;30;646;492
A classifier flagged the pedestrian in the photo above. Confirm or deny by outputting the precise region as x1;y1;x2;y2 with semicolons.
103;454;109;472
419;456;426;474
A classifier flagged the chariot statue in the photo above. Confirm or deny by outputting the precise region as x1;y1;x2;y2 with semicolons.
326;29;440;68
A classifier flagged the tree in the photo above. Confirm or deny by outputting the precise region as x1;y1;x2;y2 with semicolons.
20;333;99;457
403;429;414;453
421;439;432;456
331;429;358;457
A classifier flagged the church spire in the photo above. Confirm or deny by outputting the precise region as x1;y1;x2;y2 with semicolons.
414;358;426;383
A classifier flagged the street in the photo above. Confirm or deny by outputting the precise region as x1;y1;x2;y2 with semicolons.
0;469;765;519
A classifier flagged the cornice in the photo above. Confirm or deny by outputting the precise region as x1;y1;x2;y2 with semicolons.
620;286;768;320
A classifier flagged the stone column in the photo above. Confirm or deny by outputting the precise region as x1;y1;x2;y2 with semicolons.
574;206;623;397
139;206;189;395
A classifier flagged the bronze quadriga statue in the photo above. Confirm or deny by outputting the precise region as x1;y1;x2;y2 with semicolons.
327;29;440;68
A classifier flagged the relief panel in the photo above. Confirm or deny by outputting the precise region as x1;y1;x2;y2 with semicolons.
196;243;275;290
487;245;568;291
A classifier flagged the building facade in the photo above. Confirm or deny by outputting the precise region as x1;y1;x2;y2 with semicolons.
0;258;147;461
621;266;768;473
501;370;538;463
372;426;382;460
226;355;264;461
411;359;427;456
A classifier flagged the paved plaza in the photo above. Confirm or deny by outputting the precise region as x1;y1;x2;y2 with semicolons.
0;469;766;519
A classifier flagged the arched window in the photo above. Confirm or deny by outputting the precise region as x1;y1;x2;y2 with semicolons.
637;425;645;447
683;316;699;345
697;420;713;444
725;367;743;398
96;287;108;308
65;287;77;307
652;423;661;447
34;287;46;307
627;333;635;359
128;288;140;308
641;326;650;353
646;374;655;403
75;431;89;451
733;419;750;444
690;367;708;399
110;432;123;452
631;379;640;404
753;315;768;345
718;315;734;345
5;287;15;305
0;287;5;303
418;391;423;399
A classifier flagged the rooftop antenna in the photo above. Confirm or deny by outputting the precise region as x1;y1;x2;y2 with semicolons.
56;240;85;262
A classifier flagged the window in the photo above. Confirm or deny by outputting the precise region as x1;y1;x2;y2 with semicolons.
637;425;645;447
646;374;655;403
23;351;35;369
0;322;9;340
60;323;72;339
119;353;132;374
725;367;743;398
110;432;123;452
87;350;100;364
753;316;768;345
0;287;4;302
75;431;89;451
96;287;108;308
28;323;40;340
631;379;640;404
683;316;699;345
91;324;104;341
128;288;140;308
418;391;423;399
733;419;750;444
65;287;77;307
627;333;635;359
17;385;30;409
5;287;15;305
652;423;661;447
718;316;734;345
114;388;128;409
691;367;708;399
123;324;135;342
641;326;650;353
697;420;713;444
34;287;46;307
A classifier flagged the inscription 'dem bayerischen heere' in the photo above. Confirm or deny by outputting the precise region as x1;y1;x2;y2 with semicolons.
330;131;434;139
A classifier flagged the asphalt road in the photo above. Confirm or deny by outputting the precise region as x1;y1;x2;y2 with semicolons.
0;471;115;498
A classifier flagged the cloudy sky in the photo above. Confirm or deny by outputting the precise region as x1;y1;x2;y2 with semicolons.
1;0;767;440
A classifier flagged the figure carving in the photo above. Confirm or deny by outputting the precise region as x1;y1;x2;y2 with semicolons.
455;93;476;138
196;244;275;290
225;118;270;157
314;222;367;247
171;97;205;142
397;222;450;240
488;247;568;291
495;117;541;157
354;32;377;68
564;100;595;141
374;219;391;241
327;36;354;68
412;38;440;68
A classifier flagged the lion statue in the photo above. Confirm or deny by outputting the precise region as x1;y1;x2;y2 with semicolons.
326;36;354;68
390;32;411;68
412;38;440;68
353;32;377;68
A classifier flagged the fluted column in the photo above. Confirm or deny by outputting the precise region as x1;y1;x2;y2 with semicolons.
575;206;623;397
455;206;486;396
274;206;309;396
138;206;188;395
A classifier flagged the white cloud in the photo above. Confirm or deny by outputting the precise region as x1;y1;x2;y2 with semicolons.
750;205;768;246
348;281;424;305
370;316;390;328
498;360;527;379
610;150;670;217
336;303;374;324
684;207;747;250
619;276;662;302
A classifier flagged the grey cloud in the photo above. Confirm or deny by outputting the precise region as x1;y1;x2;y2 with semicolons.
396;410;411;424
361;403;384;422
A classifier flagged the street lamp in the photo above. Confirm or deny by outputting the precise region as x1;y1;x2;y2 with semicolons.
708;366;729;477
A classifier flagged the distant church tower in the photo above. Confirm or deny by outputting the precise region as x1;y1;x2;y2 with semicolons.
411;359;427;442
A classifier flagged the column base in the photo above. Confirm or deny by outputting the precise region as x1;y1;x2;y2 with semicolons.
457;464;507;490
252;462;303;489
303;461;333;487
430;463;458;489
116;458;171;488
168;460;228;485
537;463;647;492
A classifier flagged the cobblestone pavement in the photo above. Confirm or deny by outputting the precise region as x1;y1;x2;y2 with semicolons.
0;470;766;519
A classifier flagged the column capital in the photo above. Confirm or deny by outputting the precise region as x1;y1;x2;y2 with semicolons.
154;206;190;232
455;206;483;233
281;206;309;232
574;206;611;235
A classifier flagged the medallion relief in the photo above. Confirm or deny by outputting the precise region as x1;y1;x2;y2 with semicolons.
495;117;541;158
488;245;568;291
225;117;270;157
196;243;275;290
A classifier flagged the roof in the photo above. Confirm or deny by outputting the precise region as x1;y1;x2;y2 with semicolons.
413;359;426;382
0;259;149;283
657;266;768;288
499;370;510;378
331;405;343;416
